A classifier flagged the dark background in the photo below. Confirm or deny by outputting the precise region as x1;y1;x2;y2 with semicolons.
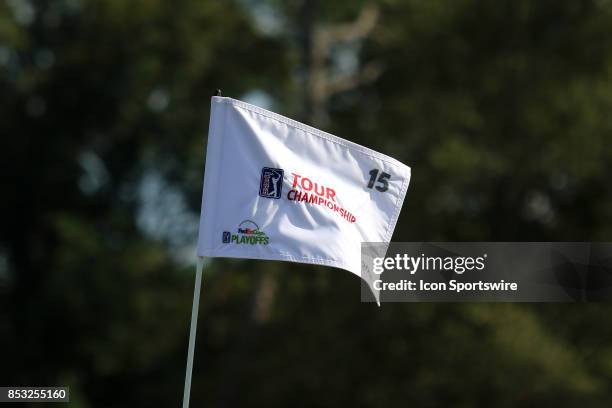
2;0;612;406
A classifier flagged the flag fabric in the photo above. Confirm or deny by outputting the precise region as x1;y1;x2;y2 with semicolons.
197;96;411;283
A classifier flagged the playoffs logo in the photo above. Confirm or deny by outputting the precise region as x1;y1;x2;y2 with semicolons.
222;220;269;245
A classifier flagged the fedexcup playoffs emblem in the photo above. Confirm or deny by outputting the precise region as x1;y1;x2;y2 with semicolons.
222;220;269;245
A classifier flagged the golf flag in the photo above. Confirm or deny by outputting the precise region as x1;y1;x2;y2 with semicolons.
197;96;411;291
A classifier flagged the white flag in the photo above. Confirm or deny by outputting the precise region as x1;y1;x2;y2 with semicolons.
197;96;410;291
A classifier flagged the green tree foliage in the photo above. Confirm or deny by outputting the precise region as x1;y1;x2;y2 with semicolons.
1;0;612;407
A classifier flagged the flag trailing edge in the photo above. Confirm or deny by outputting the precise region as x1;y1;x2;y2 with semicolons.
197;96;411;299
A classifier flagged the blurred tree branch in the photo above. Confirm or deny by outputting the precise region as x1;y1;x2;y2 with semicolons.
303;1;381;125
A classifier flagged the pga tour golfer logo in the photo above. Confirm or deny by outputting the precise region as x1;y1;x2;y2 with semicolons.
259;167;284;199
222;220;269;245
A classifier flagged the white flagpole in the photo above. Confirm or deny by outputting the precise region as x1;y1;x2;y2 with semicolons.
182;256;205;408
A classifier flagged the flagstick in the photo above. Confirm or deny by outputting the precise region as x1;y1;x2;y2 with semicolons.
182;256;205;408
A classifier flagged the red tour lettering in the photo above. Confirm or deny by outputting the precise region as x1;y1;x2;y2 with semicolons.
290;172;336;202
